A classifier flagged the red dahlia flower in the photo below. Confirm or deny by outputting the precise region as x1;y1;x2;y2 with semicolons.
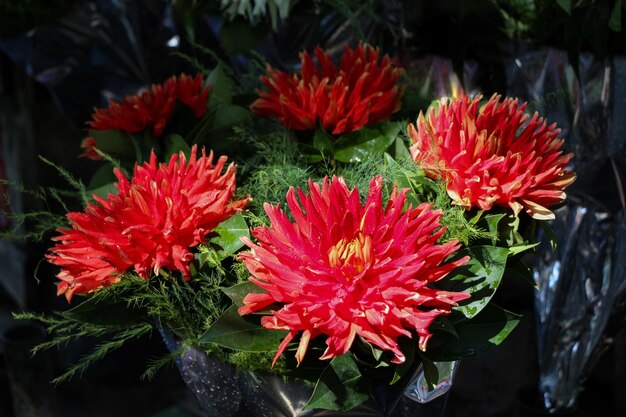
408;95;576;220
251;43;404;135
81;74;210;159
239;176;469;365
48;146;248;301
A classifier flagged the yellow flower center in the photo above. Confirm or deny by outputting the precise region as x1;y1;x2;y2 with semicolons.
327;233;373;275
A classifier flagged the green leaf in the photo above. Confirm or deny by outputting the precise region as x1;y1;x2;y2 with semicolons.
483;213;506;245
508;242;539;256
427;304;521;361
210;212;250;255
220;19;267;55
206;63;233;106
609;0;622;31
556;0;572;15
428;316;458;338
87;163;118;199
505;215;525;246
163;134;191;159
91;130;137;159
539;221;558;251
186;114;213;145
391;337;416;385
221;281;266;307
393;136;411;159
333;123;401;163
478;213;528;247
354;336;384;363
209;105;252;133
302;354;369;411
199;305;286;352
439;246;509;319
507;260;538;289
313;129;335;155
63;296;144;326
418;354;439;390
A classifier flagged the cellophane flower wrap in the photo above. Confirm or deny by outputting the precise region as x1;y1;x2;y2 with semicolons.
13;37;575;416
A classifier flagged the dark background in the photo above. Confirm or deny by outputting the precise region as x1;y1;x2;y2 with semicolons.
1;1;625;416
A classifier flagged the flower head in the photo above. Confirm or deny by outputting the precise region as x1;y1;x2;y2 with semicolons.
81;74;210;159
48;146;248;301
251;43;404;135
408;94;576;220
239;176;469;366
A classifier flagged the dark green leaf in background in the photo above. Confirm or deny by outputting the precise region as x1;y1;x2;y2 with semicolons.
427;304;521;361
303;353;369;411
609;0;622;32
556;0;572;15
439;245;509;319
333;122;401;163
209;105;252;133
199;305;286;352
86;163;118;199
210;212;250;255
206;63;233;106
220;18;268;56
91;130;137;159
418;354;439;390
312;129;335;155
63;296;145;326
221;281;265;307
163;134;191;159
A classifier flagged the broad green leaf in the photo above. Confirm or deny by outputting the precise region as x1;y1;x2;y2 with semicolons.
539;221;558;251
306;154;325;163
556;0;572;15
220;19;268;55
209;104;252;132
508;242;539;256
426;304;521;361
91;130;137;159
221;281;265;307
63;296;144;326
302;354;369;411
313;129;334;155
394;136;411;159
353;336;384;362
87;163;118;199
391;337;416;385
206;63;233;106
439;246;509;319
418;354;439;390
380;121;404;140
428;316;458;338
609;0;622;32
483;213;506;245
333;123;400;163
210;213;250;255
199;305;286;352
186;114;213;145
507;260;538;289
163;134;191;159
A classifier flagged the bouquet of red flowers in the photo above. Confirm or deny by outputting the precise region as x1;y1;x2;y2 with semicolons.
13;41;575;416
